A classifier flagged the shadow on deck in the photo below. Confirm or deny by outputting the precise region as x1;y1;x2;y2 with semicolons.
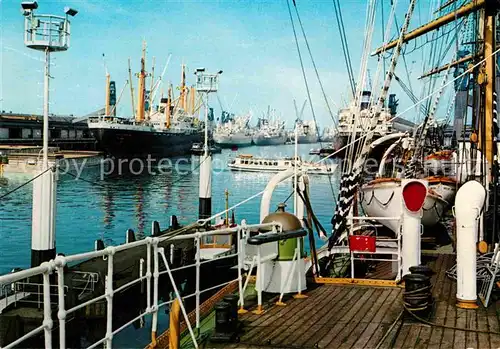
204;254;500;349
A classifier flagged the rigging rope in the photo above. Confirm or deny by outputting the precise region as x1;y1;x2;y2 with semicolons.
286;0;337;201
367;0;398;109
345;0;377;168
332;0;356;97
316;45;500;168
1;155;210;202
393;73;429;116
293;1;338;130
340;0;371;171
330;0;418;248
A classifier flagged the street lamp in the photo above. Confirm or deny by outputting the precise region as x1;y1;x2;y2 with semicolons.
21;2;77;267
23;1;76;167
194;68;222;221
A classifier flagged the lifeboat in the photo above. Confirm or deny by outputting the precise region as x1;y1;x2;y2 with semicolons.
360;176;454;233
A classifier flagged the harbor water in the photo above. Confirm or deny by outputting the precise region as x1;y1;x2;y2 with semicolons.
0;143;338;346
0;144;339;274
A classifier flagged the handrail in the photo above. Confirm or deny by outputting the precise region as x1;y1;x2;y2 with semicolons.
0;264;51;284
346;214;403;281
0;220;280;349
247;229;307;245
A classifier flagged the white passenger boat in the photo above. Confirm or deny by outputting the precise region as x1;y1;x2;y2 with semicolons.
228;154;337;175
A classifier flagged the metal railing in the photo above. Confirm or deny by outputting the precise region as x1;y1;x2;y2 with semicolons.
24;14;71;50
328;215;403;281
0;220;281;349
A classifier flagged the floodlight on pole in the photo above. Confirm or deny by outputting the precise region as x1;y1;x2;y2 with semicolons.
64;7;78;16
196;68;222;221
21;2;77;267
22;2;76;167
21;1;38;10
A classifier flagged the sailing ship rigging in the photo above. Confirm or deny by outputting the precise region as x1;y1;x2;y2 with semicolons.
328;0;500;251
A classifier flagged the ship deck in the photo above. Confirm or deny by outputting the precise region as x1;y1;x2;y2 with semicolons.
202;253;500;349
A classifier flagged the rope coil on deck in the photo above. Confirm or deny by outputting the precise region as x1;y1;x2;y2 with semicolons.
403;272;433;314
403;284;432;311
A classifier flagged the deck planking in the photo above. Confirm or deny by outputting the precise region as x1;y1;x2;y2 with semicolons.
204;254;500;349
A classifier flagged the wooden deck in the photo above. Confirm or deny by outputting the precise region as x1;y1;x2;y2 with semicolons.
203;254;500;349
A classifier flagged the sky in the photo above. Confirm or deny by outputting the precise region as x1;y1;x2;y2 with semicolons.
0;0;461;129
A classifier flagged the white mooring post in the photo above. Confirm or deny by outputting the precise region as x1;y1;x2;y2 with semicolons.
31;168;58;267
455;180;486;309
401;179;428;276
21;2;78;267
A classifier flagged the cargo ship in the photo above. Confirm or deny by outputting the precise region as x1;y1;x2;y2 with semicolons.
88;43;203;159
252;108;287;146
213;114;253;147
290;119;319;144
319;91;413;157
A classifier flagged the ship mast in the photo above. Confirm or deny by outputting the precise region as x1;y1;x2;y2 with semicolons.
180;64;186;110
372;0;487;55
190;86;196;114
148;56;156;118
105;71;111;116
136;41;147;122
128;58;136;118
479;6;495;168
165;84;172;128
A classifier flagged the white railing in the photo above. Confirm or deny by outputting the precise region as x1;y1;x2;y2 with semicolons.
0;220;282;349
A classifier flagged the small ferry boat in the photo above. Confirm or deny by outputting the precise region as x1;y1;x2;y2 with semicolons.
190;142;221;155
309;147;320;155
228;154;337;175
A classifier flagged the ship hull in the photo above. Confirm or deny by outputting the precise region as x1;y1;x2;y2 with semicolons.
213;133;253;147
90;127;202;159
253;134;286;146
296;134;318;144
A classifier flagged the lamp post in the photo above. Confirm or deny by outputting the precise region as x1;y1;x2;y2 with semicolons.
195;68;222;221
22;1;77;266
